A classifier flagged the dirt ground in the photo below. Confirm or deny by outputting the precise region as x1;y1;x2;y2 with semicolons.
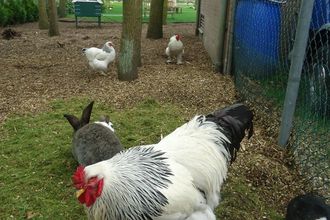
0;22;310;218
0;22;234;123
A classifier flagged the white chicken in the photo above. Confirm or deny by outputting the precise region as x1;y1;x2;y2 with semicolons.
82;41;116;76
165;34;184;64
72;103;254;220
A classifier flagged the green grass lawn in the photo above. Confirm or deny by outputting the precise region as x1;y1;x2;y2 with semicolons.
0;99;185;219
67;2;197;23
0;98;283;219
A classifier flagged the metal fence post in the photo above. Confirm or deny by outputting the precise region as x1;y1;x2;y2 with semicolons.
278;0;315;147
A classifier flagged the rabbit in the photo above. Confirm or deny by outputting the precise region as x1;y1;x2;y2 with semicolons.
285;193;330;220
64;101;124;166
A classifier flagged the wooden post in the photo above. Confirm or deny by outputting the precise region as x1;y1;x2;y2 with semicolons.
222;0;236;74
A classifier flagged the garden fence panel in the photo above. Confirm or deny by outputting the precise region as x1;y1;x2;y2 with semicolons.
232;0;329;199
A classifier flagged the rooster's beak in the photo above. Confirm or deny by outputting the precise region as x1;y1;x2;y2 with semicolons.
76;188;85;198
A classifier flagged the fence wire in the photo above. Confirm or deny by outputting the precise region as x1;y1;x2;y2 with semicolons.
232;0;329;198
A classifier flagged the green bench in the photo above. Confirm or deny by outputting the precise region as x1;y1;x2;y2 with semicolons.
73;1;102;27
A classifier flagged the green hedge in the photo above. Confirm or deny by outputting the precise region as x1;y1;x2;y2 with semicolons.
0;0;38;27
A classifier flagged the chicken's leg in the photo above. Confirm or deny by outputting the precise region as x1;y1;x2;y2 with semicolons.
177;52;183;65
165;47;172;63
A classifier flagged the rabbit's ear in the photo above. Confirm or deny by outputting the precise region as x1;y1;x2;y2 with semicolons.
64;114;81;131
80;101;94;127
99;115;110;123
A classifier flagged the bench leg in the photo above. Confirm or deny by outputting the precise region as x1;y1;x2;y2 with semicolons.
75;16;78;28
98;16;101;27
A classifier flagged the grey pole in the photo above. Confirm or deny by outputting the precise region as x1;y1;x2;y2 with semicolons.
278;0;315;147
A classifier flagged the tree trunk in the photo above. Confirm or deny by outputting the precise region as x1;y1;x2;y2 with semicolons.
146;0;164;39
195;0;200;35
58;0;67;18
117;0;142;81
163;0;168;25
134;1;143;67
38;0;49;29
48;0;60;36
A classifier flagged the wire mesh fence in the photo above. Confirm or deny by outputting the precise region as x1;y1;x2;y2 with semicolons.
232;0;329;198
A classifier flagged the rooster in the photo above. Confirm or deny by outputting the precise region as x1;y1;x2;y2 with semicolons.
165;34;184;64
72;103;253;220
82;41;116;76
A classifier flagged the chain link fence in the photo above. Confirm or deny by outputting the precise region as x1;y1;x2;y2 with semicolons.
232;0;329;198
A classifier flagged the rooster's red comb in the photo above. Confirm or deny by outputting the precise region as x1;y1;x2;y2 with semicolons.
72;165;85;189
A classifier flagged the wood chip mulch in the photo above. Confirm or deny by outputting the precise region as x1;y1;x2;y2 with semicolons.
0;21;312;218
